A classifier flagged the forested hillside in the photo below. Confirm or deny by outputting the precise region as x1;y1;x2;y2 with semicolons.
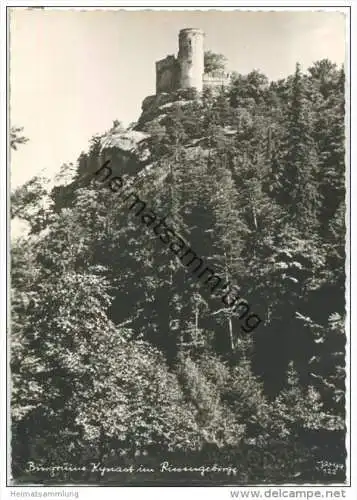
11;59;346;484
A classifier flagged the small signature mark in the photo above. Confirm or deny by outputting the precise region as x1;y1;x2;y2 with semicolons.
316;461;344;475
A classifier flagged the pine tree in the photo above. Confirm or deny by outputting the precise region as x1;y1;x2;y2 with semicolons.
282;63;320;233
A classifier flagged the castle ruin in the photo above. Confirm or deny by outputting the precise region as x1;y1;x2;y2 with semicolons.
155;28;231;94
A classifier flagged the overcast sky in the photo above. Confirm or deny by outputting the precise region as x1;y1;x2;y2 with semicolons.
10;9;346;189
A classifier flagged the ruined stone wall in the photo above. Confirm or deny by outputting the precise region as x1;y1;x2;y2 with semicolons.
203;72;231;91
155;55;179;93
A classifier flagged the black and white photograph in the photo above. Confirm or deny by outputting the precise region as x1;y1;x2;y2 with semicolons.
4;3;354;494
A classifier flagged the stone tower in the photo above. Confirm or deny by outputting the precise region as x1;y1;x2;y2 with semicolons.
153;28;230;98
177;28;205;92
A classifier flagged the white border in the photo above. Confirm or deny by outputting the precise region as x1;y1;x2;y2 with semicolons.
1;2;355;500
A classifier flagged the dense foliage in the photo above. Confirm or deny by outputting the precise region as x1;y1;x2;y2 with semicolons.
204;51;227;74
11;59;346;484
